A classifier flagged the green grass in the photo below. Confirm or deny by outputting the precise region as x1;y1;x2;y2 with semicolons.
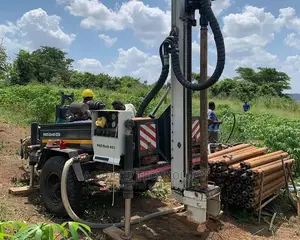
192;97;300;120
1;84;300;173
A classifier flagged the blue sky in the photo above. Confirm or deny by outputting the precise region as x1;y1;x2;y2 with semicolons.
0;0;299;92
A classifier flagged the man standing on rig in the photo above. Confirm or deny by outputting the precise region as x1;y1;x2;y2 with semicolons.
207;101;222;143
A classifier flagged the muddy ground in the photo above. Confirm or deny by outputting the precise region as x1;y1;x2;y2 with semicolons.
0;118;300;240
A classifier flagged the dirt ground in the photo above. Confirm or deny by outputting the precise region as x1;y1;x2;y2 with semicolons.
1;118;300;240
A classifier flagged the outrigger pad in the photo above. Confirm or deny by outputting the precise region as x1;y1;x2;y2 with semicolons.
8;186;39;196
103;226;129;240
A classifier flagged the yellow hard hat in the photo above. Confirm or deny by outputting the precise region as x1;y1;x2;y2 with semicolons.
82;89;94;98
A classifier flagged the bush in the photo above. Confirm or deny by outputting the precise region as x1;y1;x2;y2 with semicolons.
0;221;91;239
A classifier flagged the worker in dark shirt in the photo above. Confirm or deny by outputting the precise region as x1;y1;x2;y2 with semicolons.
207;101;222;143
243;102;250;112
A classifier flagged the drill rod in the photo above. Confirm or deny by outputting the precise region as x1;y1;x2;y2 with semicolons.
199;13;209;189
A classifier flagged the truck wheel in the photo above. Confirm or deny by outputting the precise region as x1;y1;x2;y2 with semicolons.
40;156;83;217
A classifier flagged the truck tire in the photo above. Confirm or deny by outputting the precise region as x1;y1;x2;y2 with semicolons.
40;156;83;217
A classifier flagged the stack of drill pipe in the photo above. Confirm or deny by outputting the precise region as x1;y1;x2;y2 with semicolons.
221;148;294;209
206;144;296;210
208;144;255;183
207;144;269;193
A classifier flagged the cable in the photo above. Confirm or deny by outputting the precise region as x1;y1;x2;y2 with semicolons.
169;0;225;91
136;0;225;117
219;112;236;143
111;123;118;207
136;42;170;117
61;158;185;229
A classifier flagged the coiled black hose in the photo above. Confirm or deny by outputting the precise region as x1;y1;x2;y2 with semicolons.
136;0;225;116
136;42;170;117
170;0;225;91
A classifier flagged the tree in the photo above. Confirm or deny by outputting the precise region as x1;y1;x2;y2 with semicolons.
210;78;237;97
0;43;7;79
10;49;34;85
236;67;291;96
231;80;259;102
30;46;74;84
235;67;257;83
255;67;291;96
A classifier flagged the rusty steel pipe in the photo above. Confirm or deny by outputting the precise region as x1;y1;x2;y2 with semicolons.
256;159;294;175
222;147;268;165
209;146;257;163
250;157;290;172
246;153;288;169
254;171;285;186
208;144;251;158
241;151;285;169
246;158;292;176
199;18;209;189
249;177;286;198
252;180;286;206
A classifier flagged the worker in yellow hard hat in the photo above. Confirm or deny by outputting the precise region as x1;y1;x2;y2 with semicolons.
82;89;94;103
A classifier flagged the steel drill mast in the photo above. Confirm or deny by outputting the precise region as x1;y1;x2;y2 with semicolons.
170;0;223;223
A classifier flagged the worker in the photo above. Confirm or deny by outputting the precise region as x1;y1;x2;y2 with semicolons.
112;100;137;116
243;102;250;112
207;101;222;143
82;89;94;103
81;89;105;109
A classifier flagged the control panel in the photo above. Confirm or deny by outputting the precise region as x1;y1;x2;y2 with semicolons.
91;110;134;166
93;111;119;138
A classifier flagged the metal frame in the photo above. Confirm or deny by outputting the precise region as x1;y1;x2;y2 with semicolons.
133;118;160;168
171;0;191;193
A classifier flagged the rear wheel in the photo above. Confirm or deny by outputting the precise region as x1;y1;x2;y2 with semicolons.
40;156;83;217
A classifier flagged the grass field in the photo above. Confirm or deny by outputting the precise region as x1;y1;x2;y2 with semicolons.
1;84;300;239
1;84;300;173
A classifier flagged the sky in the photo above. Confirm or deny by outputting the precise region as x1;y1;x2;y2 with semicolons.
0;0;299;92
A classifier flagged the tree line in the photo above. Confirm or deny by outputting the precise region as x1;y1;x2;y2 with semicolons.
0;45;292;102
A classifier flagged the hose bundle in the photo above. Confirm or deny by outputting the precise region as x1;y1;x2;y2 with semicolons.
136;0;225;117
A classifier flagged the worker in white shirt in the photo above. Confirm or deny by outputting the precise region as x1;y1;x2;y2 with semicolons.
112;100;137;116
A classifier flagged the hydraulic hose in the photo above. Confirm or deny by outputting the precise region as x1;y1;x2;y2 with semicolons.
170;0;225;91
136;43;170;117
61;158;185;229
219;112;236;143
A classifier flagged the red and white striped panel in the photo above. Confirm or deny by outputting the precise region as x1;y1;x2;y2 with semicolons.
192;119;200;142
139;124;157;151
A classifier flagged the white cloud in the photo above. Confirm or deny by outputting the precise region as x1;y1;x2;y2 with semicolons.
230;47;279;69
284;33;300;50
222;6;281;54
76;58;104;74
0;8;75;53
165;0;171;9
225;34;269;53
277;7;300;33
99;34;117;47
194;0;232;25
59;0;170;46
75;47;161;83
211;0;231;16
282;55;300;93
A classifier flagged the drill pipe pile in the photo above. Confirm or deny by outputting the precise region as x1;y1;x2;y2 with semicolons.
206;144;295;210
208;144;252;158
208;146;259;168
208;146;257;164
208;145;263;189
224;159;294;208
